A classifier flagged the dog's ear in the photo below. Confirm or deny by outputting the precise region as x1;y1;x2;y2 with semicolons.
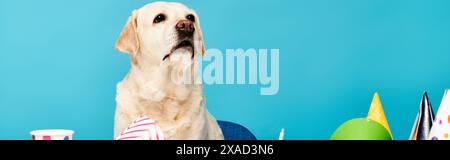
115;10;140;56
194;15;206;56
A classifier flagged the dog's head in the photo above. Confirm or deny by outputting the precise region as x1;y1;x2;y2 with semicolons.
115;2;205;67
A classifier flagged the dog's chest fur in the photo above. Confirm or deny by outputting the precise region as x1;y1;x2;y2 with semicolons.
114;72;214;139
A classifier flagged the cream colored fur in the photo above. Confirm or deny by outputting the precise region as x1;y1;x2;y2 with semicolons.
113;2;224;140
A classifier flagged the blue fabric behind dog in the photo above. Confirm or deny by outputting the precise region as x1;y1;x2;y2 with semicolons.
218;121;257;140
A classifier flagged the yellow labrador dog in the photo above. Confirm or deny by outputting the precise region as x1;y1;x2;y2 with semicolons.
114;2;224;140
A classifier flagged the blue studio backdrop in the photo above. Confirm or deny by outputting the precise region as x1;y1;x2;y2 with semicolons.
1;0;450;140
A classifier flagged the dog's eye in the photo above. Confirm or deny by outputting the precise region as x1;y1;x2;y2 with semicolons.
186;14;195;22
153;14;166;24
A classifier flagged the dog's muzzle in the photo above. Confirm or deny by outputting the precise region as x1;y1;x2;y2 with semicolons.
163;20;196;61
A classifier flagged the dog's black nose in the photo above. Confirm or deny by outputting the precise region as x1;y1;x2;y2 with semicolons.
176;20;195;35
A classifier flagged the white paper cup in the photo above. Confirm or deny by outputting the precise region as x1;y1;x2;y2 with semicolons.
30;129;74;140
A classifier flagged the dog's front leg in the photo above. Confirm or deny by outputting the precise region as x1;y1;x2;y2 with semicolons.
114;108;136;139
